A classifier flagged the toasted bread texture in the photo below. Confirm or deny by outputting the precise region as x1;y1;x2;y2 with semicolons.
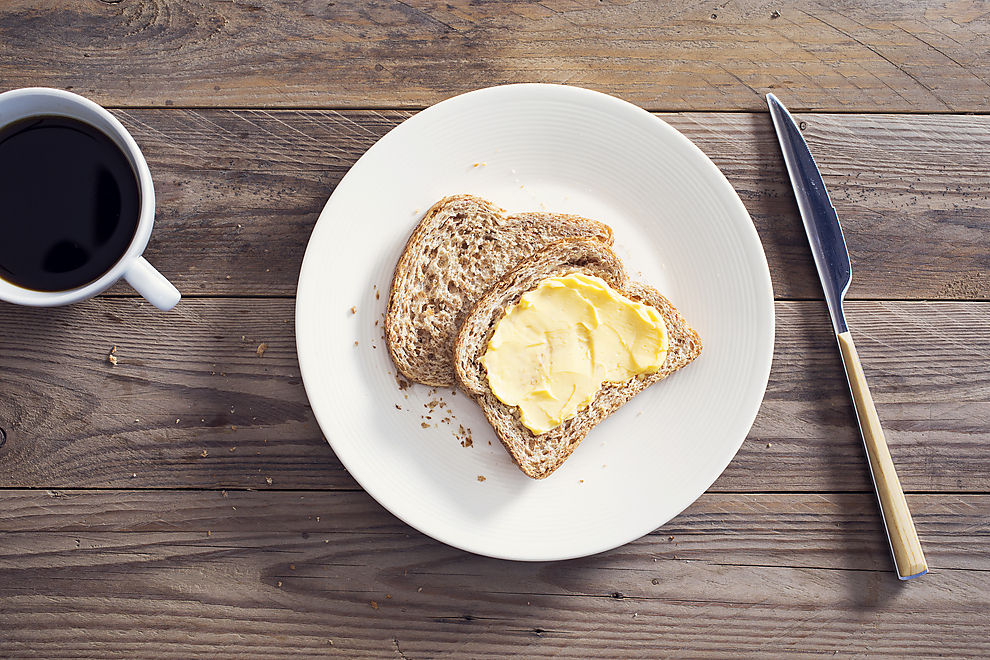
453;238;702;479
385;195;614;386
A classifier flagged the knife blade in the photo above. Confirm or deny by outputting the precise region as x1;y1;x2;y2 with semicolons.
767;93;928;580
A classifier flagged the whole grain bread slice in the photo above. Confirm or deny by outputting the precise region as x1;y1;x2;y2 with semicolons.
453;238;702;479
385;195;614;386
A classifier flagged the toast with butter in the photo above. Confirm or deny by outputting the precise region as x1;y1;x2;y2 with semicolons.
385;195;614;387
453;238;702;479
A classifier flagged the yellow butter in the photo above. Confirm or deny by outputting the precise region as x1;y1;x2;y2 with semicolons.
481;273;668;435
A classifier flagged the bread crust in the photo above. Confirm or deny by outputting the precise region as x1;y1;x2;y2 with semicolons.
453;238;702;479
385;195;614;386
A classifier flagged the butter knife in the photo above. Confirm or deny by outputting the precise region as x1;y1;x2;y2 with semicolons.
767;94;928;580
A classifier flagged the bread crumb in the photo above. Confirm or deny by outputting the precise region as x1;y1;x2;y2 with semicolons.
231;425;237;431
350;306;357;314
385;594;392;599
370;600;379;610
766;442;772;448
256;343;268;357
395;404;402;410
579;479;584;484
277;581;282;588
417;587;423;592
354;341;359;346
477;475;486;482
107;345;118;366
229;446;236;452
460;438;473;448
200;449;208;458
265;476;273;485
421;422;430;429
289;564;295;570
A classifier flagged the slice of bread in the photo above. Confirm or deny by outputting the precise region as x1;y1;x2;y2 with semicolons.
385;195;614;386
453;238;702;479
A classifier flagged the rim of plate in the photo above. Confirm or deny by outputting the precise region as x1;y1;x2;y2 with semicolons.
296;83;775;561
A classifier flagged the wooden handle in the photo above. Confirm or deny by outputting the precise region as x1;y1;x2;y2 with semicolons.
837;331;928;579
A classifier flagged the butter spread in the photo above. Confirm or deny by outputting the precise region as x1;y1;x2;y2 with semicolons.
481;273;668;435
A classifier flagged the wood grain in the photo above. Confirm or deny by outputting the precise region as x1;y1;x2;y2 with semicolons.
1;298;988;492
2;1;989;112
2;4;987;655
1;489;988;658
838;331;928;579
94;109;990;300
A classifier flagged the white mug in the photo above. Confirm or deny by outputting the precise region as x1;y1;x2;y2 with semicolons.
0;87;180;311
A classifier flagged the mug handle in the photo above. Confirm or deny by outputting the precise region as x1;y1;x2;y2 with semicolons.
124;256;181;311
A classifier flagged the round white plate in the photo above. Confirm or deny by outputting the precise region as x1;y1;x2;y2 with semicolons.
296;84;774;561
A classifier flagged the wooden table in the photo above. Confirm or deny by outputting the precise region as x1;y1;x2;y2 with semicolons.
2;2;989;657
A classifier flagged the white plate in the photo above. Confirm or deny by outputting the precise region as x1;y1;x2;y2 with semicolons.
296;84;774;561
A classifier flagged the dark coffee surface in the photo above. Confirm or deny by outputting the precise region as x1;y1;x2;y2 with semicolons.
0;115;140;291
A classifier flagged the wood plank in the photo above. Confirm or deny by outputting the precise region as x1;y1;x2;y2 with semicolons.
99;109;990;299
0;489;987;658
2;1;989;112
1;299;987;492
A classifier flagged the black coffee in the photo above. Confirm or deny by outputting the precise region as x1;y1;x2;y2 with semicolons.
0;115;140;291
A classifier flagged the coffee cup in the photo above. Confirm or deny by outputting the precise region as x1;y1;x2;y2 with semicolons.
0;87;180;311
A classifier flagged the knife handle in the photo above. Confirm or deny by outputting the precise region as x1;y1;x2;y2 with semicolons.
837;331;928;580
